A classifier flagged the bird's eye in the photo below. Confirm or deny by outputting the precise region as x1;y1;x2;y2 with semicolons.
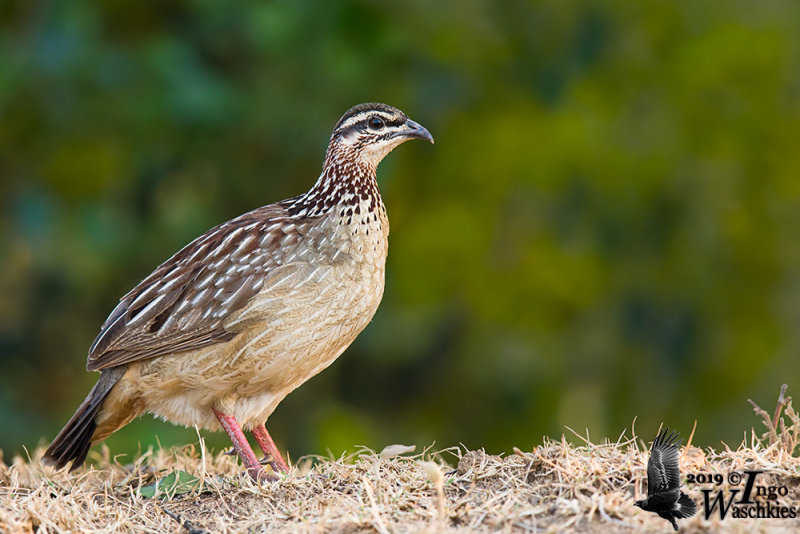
368;116;384;130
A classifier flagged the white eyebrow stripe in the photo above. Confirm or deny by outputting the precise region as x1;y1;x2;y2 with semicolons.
337;111;397;131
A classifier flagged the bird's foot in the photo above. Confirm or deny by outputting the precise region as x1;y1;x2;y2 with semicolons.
213;407;275;483
252;424;290;473
245;465;277;483
259;454;288;475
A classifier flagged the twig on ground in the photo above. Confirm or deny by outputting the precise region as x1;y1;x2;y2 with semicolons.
772;384;789;430
749;384;795;453
160;505;208;534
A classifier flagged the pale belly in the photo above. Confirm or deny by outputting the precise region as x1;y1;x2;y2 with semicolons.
115;257;386;430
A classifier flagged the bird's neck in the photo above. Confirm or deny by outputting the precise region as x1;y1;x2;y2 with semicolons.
289;147;383;218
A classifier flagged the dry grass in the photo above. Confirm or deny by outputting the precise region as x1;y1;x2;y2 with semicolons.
2;389;800;533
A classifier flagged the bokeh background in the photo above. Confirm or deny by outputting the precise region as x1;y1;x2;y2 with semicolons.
2;0;800;463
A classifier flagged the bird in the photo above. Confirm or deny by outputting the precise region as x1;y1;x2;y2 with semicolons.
42;103;434;481
634;428;697;531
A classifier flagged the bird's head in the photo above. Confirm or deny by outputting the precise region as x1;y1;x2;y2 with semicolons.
327;102;434;170
634;499;647;509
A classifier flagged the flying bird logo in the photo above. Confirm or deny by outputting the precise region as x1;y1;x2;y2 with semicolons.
634;428;698;531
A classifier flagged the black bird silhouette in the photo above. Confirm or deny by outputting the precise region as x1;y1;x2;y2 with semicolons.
634;428;697;531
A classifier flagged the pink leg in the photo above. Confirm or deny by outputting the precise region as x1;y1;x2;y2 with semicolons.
252;424;289;473
212;407;269;482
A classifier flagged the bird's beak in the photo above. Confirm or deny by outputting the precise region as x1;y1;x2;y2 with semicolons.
394;119;434;144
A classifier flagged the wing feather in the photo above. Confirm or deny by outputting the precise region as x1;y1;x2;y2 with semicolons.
646;428;682;496
86;202;308;371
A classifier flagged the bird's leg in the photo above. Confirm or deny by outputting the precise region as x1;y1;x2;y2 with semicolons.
670;518;679;531
251;423;289;473
212;407;271;482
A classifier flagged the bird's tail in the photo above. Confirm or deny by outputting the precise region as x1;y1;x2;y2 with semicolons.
42;368;125;471
675;492;698;518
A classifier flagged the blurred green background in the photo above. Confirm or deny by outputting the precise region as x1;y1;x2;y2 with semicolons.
2;0;800;464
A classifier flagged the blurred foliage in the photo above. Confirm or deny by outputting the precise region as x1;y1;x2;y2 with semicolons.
2;0;800;462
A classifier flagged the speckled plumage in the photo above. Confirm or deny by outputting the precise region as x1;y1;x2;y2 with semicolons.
44;103;433;473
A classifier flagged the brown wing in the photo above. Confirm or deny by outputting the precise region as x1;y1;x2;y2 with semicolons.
86;202;303;371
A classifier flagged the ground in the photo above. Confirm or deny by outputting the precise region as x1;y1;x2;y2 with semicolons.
2;394;800;533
